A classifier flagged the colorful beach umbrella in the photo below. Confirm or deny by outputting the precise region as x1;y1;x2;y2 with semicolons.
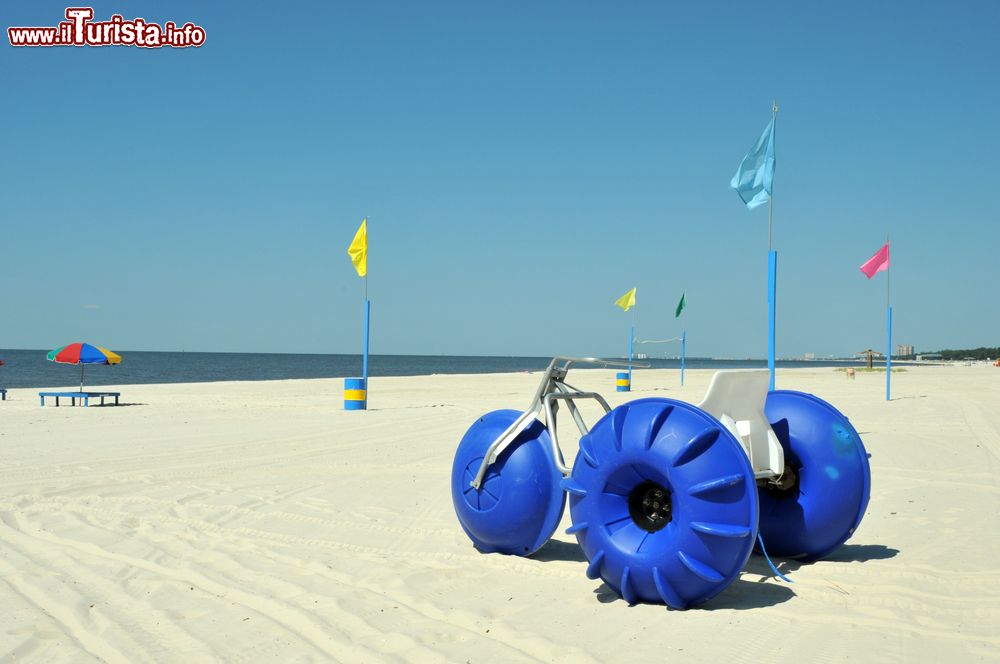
47;342;121;391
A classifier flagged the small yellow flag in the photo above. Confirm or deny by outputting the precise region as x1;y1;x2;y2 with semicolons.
615;287;636;312
347;218;367;277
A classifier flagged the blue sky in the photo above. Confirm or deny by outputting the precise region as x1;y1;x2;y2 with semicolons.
2;1;997;358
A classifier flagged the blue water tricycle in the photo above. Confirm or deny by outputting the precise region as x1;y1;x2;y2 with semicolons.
451;357;870;609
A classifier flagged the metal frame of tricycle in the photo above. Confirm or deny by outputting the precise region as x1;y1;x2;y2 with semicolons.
470;356;788;491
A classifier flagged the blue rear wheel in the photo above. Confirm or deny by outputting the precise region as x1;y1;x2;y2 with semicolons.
564;398;758;609
759;391;871;560
451;410;565;556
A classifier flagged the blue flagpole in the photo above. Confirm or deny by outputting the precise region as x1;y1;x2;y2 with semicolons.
628;325;634;386
885;234;891;401
362;298;370;387
362;228;370;403
731;102;778;391
768;250;777;391
344;216;371;412
885;305;892;401
765;101;777;392
681;330;686;386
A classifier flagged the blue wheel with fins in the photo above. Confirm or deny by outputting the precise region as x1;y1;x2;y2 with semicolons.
451;410;565;556
759;391;872;560
564;398;758;609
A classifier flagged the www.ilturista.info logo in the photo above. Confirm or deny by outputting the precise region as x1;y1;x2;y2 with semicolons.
8;7;206;48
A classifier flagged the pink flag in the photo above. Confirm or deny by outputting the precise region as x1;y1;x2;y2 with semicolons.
860;242;890;279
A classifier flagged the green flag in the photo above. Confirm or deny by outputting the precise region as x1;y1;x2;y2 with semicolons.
675;292;686;318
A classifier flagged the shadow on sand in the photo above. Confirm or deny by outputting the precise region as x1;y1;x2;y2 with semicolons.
591;575;795;611
804;543;899;564
747;543;900;576
530;539;588;564
39;402;148;408
579;543;899;609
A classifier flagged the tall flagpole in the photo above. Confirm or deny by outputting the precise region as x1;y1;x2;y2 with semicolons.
680;330;686;386
885;233;891;401
362;217;371;393
629;303;636;387
345;215;372;411
628;325;634;386
767;100;778;391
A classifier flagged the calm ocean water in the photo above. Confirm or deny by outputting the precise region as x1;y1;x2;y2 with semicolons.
0;349;876;389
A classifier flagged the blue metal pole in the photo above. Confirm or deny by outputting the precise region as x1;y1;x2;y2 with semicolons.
681;331;686;386
628;325;634;386
362;298;371;388
886;305;892;401
767;250;777;391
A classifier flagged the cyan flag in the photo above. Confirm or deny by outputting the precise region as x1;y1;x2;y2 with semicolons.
730;117;775;210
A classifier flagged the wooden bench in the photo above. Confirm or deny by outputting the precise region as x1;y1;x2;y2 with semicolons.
39;391;121;407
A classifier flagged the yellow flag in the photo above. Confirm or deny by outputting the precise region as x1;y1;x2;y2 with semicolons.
615;287;636;312
347;218;367;277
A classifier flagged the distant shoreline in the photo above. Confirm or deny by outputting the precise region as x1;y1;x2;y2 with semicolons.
0;349;947;390
0;348;933;362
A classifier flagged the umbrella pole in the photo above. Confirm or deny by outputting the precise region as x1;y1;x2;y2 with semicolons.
80;364;85;392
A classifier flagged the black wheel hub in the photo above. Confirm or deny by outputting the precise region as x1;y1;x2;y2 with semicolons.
628;481;672;532
763;465;799;498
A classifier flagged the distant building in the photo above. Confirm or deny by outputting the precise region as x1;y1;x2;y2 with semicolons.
896;344;914;357
803;352;815;360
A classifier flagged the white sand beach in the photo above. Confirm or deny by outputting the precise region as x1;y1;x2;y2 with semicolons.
1;365;998;662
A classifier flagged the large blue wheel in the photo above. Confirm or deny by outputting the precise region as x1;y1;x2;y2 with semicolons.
759;391;871;560
451;410;565;556
564;398;758;609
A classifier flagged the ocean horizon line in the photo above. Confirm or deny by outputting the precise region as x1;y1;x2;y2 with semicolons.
3;348;869;362
0;349;920;390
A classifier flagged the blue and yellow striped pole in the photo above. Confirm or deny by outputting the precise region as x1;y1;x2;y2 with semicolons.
616;372;630;392
345;298;371;411
344;377;367;410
